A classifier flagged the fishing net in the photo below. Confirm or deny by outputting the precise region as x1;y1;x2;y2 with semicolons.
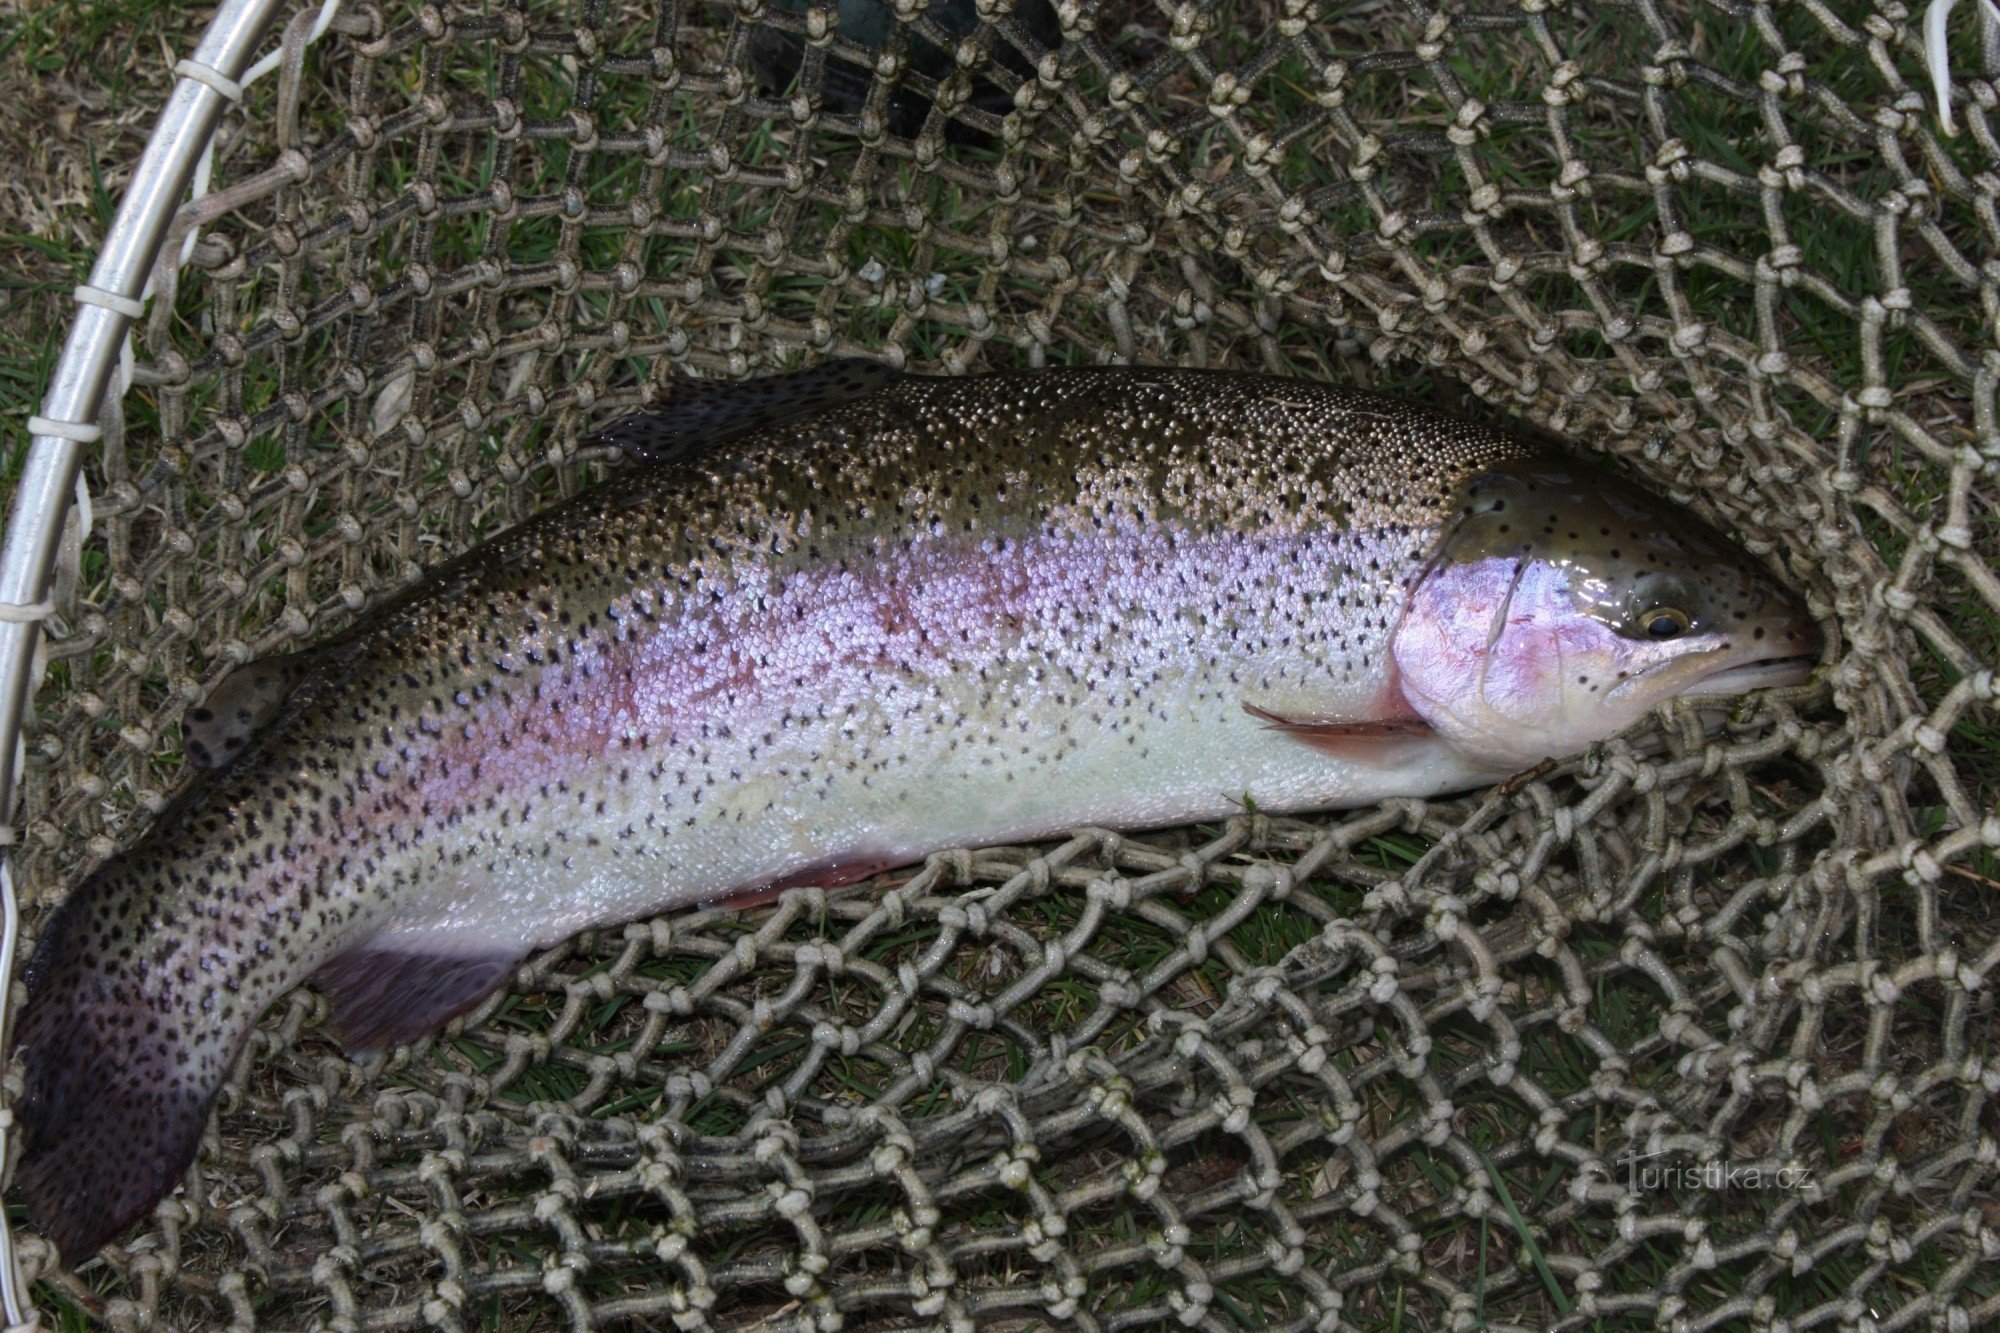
9;0;2000;1326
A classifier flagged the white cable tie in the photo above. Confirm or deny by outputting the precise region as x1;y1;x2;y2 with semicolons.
23;417;101;445
73;474;94;550
0;603;52;627
1926;0;2000;134
1930;0;1964;134
174;58;244;103
71;285;145;319
311;0;345;40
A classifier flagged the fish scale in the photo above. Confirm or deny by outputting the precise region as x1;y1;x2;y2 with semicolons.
9;363;1817;1263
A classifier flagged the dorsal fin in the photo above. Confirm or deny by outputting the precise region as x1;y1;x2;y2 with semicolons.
589;358;901;463
182;651;315;769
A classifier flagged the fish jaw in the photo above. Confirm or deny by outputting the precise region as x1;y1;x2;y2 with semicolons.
1674;653;1816;696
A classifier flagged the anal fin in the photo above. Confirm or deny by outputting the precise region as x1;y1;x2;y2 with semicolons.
184;650;315;768
700;853;907;911
313;943;523;1053
589;358;900;463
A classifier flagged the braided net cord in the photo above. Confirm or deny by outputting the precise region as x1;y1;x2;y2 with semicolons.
12;0;2000;1327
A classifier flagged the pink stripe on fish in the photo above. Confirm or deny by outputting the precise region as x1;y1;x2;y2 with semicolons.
392;525;1403;817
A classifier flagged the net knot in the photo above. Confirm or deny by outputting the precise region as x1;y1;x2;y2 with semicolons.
1086;875;1132;909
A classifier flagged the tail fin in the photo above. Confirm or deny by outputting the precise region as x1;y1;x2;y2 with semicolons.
9;888;226;1263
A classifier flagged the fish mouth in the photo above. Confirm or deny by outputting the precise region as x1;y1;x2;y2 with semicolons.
1678;612;1821;697
1675;653;1816;698
1605;632;1818;709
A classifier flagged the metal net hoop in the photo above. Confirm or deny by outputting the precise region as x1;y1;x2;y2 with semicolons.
3;0;1997;1327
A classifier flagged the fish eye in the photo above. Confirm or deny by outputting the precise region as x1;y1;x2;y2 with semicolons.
1641;607;1691;639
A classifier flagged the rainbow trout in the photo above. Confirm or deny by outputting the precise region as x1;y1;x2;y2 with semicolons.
12;363;1816;1259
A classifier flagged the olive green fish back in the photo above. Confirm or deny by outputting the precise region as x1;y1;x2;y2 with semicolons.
10;0;1997;1327
739;367;1539;538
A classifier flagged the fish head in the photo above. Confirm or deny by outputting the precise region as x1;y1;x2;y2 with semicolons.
1392;457;1819;771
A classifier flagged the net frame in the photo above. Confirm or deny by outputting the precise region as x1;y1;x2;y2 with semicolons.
2;0;1997;1327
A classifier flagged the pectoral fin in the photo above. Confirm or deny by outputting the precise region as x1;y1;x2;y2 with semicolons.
1242;701;1434;758
590;358;900;463
313;943;524;1053
182;651;315;768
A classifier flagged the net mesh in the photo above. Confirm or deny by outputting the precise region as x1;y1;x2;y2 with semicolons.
12;0;2000;1326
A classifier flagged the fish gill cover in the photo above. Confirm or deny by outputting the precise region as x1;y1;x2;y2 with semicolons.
1;0;1995;1328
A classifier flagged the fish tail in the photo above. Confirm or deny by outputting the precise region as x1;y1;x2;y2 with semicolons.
10;884;230;1262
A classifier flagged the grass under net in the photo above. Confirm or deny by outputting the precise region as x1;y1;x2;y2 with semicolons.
7;0;2000;1327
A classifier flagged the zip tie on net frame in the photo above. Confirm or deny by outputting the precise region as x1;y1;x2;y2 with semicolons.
0;418;95;627
173;58;247;104
69;285;147;320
